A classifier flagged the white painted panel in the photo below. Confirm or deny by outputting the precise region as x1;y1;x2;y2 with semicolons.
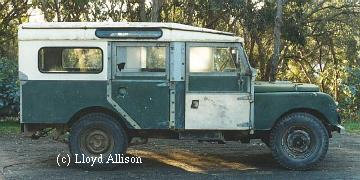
185;93;250;130
18;23;243;43
169;42;185;81
20;22;233;35
18;40;108;81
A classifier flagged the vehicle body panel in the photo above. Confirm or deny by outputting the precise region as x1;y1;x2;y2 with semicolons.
111;78;170;129
254;91;339;130
185;93;250;129
254;81;320;93
21;80;111;124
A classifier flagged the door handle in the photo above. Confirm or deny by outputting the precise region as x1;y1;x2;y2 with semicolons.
117;63;126;71
191;100;199;109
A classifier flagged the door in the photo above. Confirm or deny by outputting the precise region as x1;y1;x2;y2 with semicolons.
185;43;251;130
110;42;170;129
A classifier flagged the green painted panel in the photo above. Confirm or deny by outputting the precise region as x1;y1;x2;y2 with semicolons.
111;79;169;129
254;81;320;93
22;81;112;124
175;82;185;129
188;76;240;92
114;75;167;81
253;92;339;130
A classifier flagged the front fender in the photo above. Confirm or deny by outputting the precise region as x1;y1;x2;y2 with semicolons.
253;92;339;130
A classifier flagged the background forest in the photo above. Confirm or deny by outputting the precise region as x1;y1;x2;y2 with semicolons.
0;0;359;124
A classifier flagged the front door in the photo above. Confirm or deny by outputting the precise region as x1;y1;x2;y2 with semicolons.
110;42;170;129
185;43;251;130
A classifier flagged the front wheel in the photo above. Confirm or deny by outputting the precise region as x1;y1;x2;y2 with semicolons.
270;112;329;170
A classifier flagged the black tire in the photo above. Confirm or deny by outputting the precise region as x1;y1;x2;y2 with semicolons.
270;112;329;170
69;113;128;169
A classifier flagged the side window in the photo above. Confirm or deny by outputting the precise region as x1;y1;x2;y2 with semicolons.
189;47;237;73
116;46;166;73
38;47;103;73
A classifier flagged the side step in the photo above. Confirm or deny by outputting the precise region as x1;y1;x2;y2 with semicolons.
179;131;225;144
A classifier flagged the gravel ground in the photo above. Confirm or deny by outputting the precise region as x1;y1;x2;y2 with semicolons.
0;133;359;180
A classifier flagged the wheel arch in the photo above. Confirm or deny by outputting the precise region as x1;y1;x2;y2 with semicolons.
271;108;333;136
67;106;130;131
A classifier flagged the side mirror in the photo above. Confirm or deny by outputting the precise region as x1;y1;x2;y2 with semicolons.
117;63;126;71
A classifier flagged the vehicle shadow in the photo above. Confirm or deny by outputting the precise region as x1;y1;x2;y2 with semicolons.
50;139;282;173
123;148;279;173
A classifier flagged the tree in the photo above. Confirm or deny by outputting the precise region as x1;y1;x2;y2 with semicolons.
0;0;30;58
269;0;284;81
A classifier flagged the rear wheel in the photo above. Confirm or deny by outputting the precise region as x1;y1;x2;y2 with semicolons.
69;113;128;169
270;112;329;170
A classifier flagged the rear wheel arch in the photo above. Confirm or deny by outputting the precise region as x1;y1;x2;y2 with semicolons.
67;106;130;132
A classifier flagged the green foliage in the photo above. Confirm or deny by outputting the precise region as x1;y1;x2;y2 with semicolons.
0;118;20;135
340;67;360;122
0;1;30;58
343;121;360;134
0;57;19;113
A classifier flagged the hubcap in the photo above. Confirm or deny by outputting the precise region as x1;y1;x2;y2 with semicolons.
81;128;114;156
282;127;315;159
287;130;311;153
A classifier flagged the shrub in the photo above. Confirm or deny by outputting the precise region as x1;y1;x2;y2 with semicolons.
339;67;360;122
0;57;19;116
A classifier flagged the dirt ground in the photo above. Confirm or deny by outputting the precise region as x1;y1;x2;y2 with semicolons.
0;133;359;180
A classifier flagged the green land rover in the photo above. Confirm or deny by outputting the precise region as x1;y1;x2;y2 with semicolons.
18;22;344;170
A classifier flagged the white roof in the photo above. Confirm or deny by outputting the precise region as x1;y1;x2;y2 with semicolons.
20;22;233;35
18;22;243;42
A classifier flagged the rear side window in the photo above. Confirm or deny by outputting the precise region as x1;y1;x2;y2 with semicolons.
38;47;103;73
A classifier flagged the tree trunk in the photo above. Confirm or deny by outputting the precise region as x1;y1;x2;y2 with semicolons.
54;0;62;22
254;36;266;80
329;38;339;101
248;36;256;67
186;0;195;24
139;0;146;22
269;0;284;81
150;0;163;22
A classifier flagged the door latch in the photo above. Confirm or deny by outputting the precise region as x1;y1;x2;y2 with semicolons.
117;87;127;98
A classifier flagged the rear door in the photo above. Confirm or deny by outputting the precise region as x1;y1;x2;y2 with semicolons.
185;43;251;130
110;42;170;129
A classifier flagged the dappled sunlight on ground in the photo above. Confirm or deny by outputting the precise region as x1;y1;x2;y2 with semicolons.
128;149;257;173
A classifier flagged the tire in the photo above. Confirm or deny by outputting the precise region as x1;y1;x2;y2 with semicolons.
69;113;128;169
270;112;329;170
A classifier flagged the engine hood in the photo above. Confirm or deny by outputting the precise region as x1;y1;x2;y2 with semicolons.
254;81;320;93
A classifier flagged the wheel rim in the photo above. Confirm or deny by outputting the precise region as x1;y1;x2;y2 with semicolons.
282;126;316;159
80;128;115;156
